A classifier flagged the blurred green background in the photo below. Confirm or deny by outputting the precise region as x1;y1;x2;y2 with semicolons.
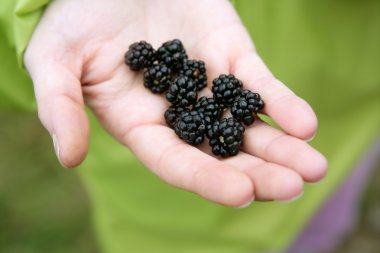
0;111;379;252
0;112;99;253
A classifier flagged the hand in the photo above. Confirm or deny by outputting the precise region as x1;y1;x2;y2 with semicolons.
25;0;327;207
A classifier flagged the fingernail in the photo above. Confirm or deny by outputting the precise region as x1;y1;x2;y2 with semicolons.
52;134;66;168
236;196;255;209
279;191;304;204
306;132;317;142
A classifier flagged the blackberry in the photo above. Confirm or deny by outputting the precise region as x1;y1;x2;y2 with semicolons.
125;41;155;71
164;106;189;129
207;118;245;157
143;63;171;93
231;90;265;125
212;74;243;106
157;39;188;71
166;76;197;106
194;96;223;129
174;110;206;145
179;60;207;90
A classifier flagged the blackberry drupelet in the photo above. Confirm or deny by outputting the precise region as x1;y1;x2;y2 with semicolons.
166;76;198;106
207;118;245;157
212;74;243;106
125;41;155;71
157;39;188;71
179;60;207;90
174;110;206;145
194;96;223;129
164;106;189;129
231;89;265;125
143;63;171;93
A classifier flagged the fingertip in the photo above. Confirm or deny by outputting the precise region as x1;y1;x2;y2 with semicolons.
236;195;255;209
284;138;328;183
284;97;318;140
274;171;304;202
200;168;254;207
305;152;328;183
56;131;89;168
279;191;304;204
52;101;90;168
225;172;255;207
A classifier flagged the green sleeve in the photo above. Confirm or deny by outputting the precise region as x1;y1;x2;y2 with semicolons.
0;0;50;110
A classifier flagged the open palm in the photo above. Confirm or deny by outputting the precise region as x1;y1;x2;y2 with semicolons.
25;0;327;207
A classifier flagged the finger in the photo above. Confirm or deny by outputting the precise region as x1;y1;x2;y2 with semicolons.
243;120;328;182
193;35;317;140
232;52;318;140
123;124;254;207
26;61;89;168
190;23;251;86
187;0;316;138
224;152;304;201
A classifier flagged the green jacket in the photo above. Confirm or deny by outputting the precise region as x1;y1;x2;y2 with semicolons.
1;0;379;252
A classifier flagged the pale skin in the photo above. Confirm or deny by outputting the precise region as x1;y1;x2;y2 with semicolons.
24;0;327;207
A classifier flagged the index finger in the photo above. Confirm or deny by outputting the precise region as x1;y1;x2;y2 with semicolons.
232;52;317;140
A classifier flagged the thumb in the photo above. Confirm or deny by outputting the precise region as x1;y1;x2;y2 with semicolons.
25;59;90;168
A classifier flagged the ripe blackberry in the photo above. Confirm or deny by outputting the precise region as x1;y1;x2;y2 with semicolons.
194;96;223;128
125;41;155;71
174;110;206;145
143;63;171;93
179;60;207;90
157;39;188;71
231;90;265;125
164;106;189;129
166;76;197;106
212;74;243;106
207;118;245;157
